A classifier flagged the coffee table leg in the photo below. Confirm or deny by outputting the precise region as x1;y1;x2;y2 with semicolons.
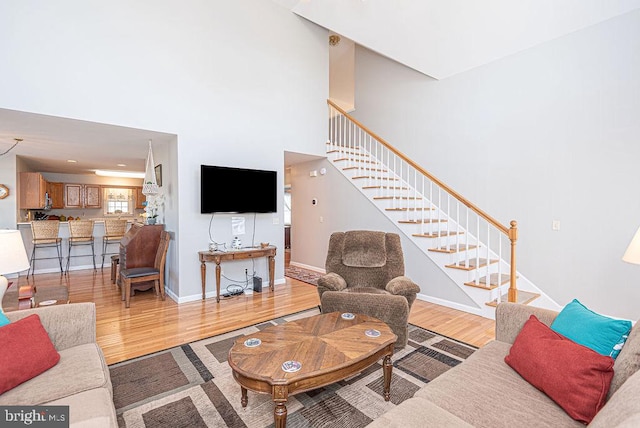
383;354;392;401
274;401;287;428
241;387;248;408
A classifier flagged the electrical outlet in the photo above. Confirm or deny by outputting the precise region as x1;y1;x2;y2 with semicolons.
552;220;561;231
272;217;279;225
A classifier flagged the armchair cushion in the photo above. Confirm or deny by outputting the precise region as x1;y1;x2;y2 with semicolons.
342;230;387;267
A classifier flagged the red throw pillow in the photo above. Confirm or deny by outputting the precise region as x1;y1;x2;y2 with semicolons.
505;315;614;424
0;314;60;395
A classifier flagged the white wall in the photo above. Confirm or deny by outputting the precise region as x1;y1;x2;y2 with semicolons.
350;10;640;319
0;1;329;301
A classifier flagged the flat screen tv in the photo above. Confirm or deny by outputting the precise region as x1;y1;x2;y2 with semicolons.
201;165;277;214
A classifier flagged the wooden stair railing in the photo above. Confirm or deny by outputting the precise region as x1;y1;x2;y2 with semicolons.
327;99;532;306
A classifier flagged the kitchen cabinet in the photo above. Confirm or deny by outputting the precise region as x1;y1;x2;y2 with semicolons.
135;187;146;209
65;184;102;209
46;182;65;209
19;172;48;209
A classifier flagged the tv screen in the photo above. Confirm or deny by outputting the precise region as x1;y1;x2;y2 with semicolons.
201;165;277;214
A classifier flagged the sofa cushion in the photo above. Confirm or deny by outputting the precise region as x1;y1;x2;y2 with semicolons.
417;340;585;427
45;386;117;428
0;314;60;395
0;343;110;405
506;315;614;424
550;299;631;358
365;396;473;428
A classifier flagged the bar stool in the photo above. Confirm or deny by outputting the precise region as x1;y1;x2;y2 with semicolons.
28;220;63;277
101;219;127;269
66;219;96;273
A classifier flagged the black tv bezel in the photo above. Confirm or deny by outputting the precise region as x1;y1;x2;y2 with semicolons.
200;164;277;214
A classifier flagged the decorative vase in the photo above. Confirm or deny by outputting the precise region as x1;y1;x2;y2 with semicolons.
147;218;157;225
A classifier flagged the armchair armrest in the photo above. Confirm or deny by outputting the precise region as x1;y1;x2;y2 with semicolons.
495;302;559;344
386;276;420;307
6;302;97;351
317;272;347;292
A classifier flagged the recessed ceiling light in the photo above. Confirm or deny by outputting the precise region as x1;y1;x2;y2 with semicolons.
67;159;77;163
95;170;145;178
117;163;126;167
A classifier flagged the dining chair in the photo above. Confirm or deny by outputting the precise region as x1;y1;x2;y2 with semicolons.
28;220;63;277
120;231;170;308
66;219;96;273
101;219;128;270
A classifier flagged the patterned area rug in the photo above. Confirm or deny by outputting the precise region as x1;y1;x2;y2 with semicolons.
109;309;477;428
284;266;322;286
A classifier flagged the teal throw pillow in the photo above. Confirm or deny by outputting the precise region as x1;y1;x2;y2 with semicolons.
551;299;632;359
0;311;10;327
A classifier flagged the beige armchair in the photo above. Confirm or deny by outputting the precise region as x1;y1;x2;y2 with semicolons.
318;230;420;348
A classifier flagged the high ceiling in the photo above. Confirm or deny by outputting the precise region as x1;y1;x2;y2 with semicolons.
290;0;640;79
2;1;639;175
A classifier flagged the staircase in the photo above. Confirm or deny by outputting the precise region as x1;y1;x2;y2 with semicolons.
326;100;559;319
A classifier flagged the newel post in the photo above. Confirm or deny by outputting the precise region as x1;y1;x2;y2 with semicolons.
508;220;518;303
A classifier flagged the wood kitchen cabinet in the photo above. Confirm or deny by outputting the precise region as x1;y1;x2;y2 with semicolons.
65;184;102;209
19;172;48;209
46;182;65;209
135;186;146;209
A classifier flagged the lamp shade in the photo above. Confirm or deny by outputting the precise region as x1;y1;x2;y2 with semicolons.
0;230;30;275
623;226;640;265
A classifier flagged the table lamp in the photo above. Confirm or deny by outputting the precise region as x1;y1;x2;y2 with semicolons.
623;226;640;265
0;230;31;312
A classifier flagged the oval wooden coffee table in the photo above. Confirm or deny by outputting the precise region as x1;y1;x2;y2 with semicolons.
228;311;397;427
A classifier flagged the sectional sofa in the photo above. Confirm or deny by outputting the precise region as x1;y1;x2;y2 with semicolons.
368;302;640;427
0;303;117;427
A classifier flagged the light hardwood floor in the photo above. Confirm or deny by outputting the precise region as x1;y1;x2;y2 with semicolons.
12;269;495;365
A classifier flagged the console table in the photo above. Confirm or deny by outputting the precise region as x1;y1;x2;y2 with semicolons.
199;246;276;303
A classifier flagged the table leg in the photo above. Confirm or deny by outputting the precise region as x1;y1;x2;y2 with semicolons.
241;387;248;408
215;262;221;303
268;254;275;292
200;262;206;300
274;401;287;428
383;354;392;401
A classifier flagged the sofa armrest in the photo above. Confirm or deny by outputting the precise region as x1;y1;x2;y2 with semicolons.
5;303;97;351
495;302;559;344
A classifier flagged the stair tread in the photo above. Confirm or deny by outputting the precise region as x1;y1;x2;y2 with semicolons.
464;273;511;289
363;185;408;190
386;207;434;211
412;231;463;238
344;167;386;172
398;219;446;224
374;196;422;200
334;158;376;163
446;258;497;271
352;176;399;180
429;244;478;253
486;291;540;307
